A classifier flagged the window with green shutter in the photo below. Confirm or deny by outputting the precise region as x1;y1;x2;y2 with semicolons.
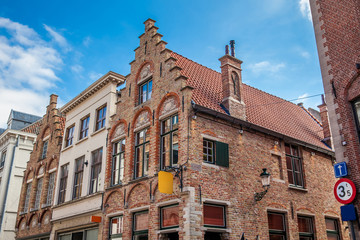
203;139;229;167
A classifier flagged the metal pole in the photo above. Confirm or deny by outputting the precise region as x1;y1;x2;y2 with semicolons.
350;221;357;240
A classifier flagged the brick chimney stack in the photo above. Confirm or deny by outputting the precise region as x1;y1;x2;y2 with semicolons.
318;95;332;147
219;40;246;120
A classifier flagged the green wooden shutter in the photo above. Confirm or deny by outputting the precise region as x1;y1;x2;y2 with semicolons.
216;141;229;167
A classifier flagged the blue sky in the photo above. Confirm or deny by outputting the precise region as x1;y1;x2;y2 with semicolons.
0;0;320;128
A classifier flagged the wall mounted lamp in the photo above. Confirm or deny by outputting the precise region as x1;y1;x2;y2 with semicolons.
254;168;271;202
84;160;89;166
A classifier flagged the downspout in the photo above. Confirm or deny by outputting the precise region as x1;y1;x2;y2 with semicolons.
0;135;19;231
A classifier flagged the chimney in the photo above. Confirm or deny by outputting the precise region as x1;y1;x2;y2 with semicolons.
219;41;246;120
318;95;332;147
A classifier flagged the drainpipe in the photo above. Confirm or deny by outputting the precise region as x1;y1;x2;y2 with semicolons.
0;135;19;231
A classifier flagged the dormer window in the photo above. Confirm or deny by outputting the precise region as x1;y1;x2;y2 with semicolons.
139;79;152;104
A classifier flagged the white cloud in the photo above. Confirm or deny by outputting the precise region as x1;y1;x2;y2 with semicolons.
248;61;285;75
300;51;310;59
295;93;309;105
299;0;312;22
89;71;102;81
83;36;91;47
71;64;84;74
44;24;71;52
0;17;64;128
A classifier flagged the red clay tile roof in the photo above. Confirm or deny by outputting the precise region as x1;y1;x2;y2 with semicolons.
171;52;327;150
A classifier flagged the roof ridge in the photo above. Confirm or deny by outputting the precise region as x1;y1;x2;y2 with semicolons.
300;106;323;127
171;51;221;75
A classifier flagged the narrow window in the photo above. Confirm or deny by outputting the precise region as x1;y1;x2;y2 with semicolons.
160;205;179;229
80;116;90;139
134;129;150;179
133;211;149;240
0;150;6;169
73;156;84;199
90;148;102;194
96;106;107;131
203;139;229;167
112;139;125;186
268;212;287;240
46;172;56;206
285;144;304;187
65;125;75;147
110;216;124;239
41;140;48;159
138;79;153;104
58;164;69;204
23;182;32;212
352;99;360;142
325;218;341;240
160;115;179;170
203;204;226;228
34;178;43;209
298;216;314;240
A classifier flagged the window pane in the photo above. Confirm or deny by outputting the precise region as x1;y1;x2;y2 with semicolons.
298;216;313;233
144;143;149;176
161;205;179;228
148;80;152;100
172;131;179;165
326;218;337;231
203;204;225;227
268;213;285;231
269;235;285;240
111;216;123;235
135;212;148;231
86;228;98;240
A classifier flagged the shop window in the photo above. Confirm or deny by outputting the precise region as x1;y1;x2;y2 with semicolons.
298;216;314;240
73;156;84;199
41;140;48;159
46;172;56;206
160;115;179;170
325;218;341;240
285;143;304;187
23;182;32;212
110;216;123;240
268;212;287;240
65;125;75;147
133;211;149;240
80;116;90;139
353;99;360;142
90;148;102;194
203;139;229;167
160;205;179;229
96;105;107;131
203;204;226;228
58;228;98;240
112;139;125;185
34;178;43;209
58;164;69;204
139;79;152;104
134;129;150;179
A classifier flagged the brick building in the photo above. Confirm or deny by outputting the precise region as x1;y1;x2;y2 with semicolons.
15;94;63;240
51;72;124;240
310;0;360;238
0;110;41;239
101;19;348;240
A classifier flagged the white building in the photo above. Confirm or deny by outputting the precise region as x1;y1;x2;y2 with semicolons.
0;111;41;240
51;71;124;240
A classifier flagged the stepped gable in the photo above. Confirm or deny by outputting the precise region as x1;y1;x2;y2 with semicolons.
21;118;43;135
171;51;326;149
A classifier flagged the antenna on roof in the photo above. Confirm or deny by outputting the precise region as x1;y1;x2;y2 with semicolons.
230;40;235;57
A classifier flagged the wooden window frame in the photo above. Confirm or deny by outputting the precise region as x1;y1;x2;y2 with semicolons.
138;79;153;104
23;182;32;212
112;139;125;186
298;215;315;240
65;125;75;147
58;164;69;204
110;215;124;239
0;150;6;169
73;156;84;199
34;177;43;210
325;217;341;240
160;115;179;170
132;211;149;240
352;98;360;143
46;172;56;206
134;129;150;179
95;105;107;131
79;115;90;140
203;203;226;228
160;204;179;230
41;140;48;159
90;148;103;194
285;143;304;187
268;212;287;240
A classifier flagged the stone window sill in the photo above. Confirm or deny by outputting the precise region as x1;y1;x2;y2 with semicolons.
91;127;106;137
75;136;89;145
157;227;180;234
61;144;73;152
201;227;231;233
288;185;308;192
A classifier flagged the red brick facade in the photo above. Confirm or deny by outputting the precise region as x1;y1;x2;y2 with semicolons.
16;94;63;240
310;0;360;237
101;19;348;240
